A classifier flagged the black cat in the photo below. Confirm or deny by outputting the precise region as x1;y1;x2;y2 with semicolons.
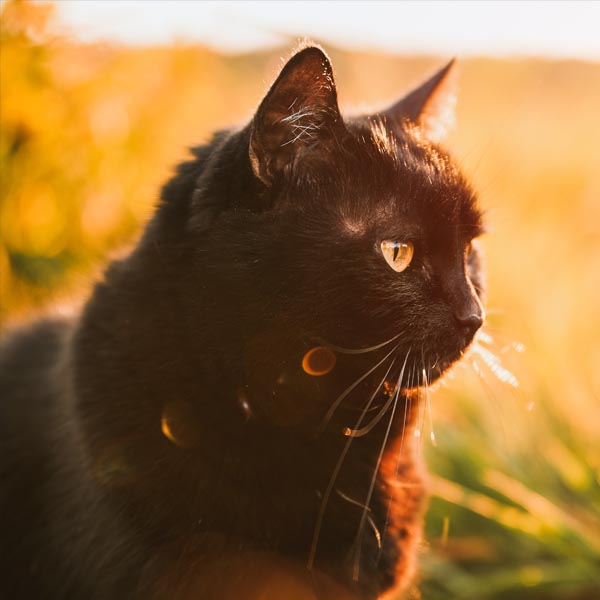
0;45;485;599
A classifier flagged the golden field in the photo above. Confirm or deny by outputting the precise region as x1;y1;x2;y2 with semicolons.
1;1;599;598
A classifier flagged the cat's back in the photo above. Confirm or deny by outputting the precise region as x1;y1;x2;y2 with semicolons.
0;317;78;594
0;317;73;435
0;317;73;515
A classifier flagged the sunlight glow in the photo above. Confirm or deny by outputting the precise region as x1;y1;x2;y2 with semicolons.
36;0;600;60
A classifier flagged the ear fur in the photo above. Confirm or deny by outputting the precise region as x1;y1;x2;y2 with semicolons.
380;59;457;142
249;46;343;185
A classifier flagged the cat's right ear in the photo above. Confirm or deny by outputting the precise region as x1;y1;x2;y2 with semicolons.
378;59;457;142
249;46;344;186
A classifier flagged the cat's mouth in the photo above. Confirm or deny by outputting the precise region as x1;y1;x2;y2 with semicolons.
388;338;475;391
410;357;455;388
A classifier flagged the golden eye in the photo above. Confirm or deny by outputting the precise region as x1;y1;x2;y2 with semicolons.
381;240;414;272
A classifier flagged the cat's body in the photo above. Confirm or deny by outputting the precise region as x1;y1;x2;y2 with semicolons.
0;46;484;599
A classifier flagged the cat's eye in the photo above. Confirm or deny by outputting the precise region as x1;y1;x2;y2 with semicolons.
381;240;414;272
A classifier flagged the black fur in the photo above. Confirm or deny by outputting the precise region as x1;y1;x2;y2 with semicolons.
0;46;484;599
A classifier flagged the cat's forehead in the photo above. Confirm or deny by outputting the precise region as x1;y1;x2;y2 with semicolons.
335;121;482;237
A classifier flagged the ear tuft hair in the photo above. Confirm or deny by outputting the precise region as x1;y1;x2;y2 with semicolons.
249;45;343;185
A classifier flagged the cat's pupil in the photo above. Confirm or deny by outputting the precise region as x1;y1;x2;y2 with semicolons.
381;240;414;272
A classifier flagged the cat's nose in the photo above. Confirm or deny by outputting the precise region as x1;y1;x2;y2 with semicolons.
455;311;484;338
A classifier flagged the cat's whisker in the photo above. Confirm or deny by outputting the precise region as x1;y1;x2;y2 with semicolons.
414;387;424;462
316;332;401;355
423;362;436;447
336;488;372;512
307;355;397;571
378;359;422;565
472;341;501;364
471;342;520;388
471;358;508;447
416;352;428;444
418;365;432;457
476;329;525;382
475;329;494;346
352;356;406;581
367;515;382;552
336;488;383;548
399;384;410;452
472;341;531;413
400;363;416;452
318;344;399;432
336;488;381;550
343;350;411;438
500;341;526;355
412;355;423;461
478;325;525;353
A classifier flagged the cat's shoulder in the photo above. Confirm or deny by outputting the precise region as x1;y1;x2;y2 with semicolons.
0;316;74;435
0;316;72;372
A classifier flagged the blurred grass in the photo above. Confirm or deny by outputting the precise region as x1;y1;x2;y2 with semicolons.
1;1;599;598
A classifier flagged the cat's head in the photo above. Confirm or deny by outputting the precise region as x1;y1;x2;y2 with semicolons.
155;45;485;427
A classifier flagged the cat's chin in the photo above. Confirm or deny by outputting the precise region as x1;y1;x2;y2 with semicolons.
398;365;446;391
405;344;473;389
418;362;452;387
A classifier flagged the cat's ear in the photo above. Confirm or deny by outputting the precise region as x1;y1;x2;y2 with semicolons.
249;46;343;185
379;59;457;142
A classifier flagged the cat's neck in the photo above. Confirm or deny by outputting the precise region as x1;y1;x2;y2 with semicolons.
70;267;424;597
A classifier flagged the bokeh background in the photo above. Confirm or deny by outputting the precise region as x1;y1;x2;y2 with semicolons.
1;1;599;598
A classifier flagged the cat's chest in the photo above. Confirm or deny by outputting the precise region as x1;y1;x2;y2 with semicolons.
145;550;364;600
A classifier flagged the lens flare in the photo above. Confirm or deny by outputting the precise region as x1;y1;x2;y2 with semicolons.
302;346;336;376
161;401;200;448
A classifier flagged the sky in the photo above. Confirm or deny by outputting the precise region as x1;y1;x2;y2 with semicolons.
22;0;600;60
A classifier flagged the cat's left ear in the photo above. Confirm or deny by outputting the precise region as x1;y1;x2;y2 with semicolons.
249;46;344;185
378;59;457;142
